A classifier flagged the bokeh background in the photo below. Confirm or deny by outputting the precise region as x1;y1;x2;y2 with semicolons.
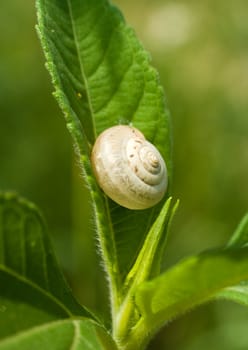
1;0;248;348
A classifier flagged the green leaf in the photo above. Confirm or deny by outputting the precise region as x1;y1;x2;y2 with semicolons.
124;198;175;290
227;212;248;248
113;198;177;341
0;193;91;339
36;0;172;315
0;319;117;350
129;247;248;350
217;284;248;307
217;213;248;307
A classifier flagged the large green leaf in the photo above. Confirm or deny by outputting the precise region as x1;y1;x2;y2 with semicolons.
36;0;172;314
0;318;117;350
128;247;248;350
0;193;91;339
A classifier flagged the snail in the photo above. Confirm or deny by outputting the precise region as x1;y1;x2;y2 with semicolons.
91;125;168;210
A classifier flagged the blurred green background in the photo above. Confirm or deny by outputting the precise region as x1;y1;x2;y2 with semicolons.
1;0;248;348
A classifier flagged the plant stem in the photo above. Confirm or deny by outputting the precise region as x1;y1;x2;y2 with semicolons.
118;318;149;350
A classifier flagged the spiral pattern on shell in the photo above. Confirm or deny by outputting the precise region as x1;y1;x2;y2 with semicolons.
91;125;168;210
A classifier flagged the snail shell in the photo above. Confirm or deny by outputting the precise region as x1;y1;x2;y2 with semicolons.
91;125;168;210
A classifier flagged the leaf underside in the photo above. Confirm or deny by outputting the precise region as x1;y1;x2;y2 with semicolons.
134;246;248;343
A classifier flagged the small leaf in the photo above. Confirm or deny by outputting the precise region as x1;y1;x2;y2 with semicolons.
217;213;248;306
124;198;177;290
217;284;248;307
150;199;179;277
0;319;117;350
227;213;248;248
113;198;176;341
0;193;91;339
36;0;172;314
131;247;248;349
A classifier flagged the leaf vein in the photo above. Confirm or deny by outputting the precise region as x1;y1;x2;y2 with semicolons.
70;320;81;350
94;58;133;114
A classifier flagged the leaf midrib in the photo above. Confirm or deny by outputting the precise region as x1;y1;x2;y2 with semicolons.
67;0;97;142
66;0;120;303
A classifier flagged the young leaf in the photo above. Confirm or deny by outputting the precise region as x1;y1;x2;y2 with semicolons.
0;193;91;339
227;212;248;248
216;284;248;307
217;213;248;306
130;247;248;350
0;319;117;350
113;198;176;340
36;0;172;316
124;198;174;290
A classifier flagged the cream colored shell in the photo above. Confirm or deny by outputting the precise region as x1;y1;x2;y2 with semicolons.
91;125;168;210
